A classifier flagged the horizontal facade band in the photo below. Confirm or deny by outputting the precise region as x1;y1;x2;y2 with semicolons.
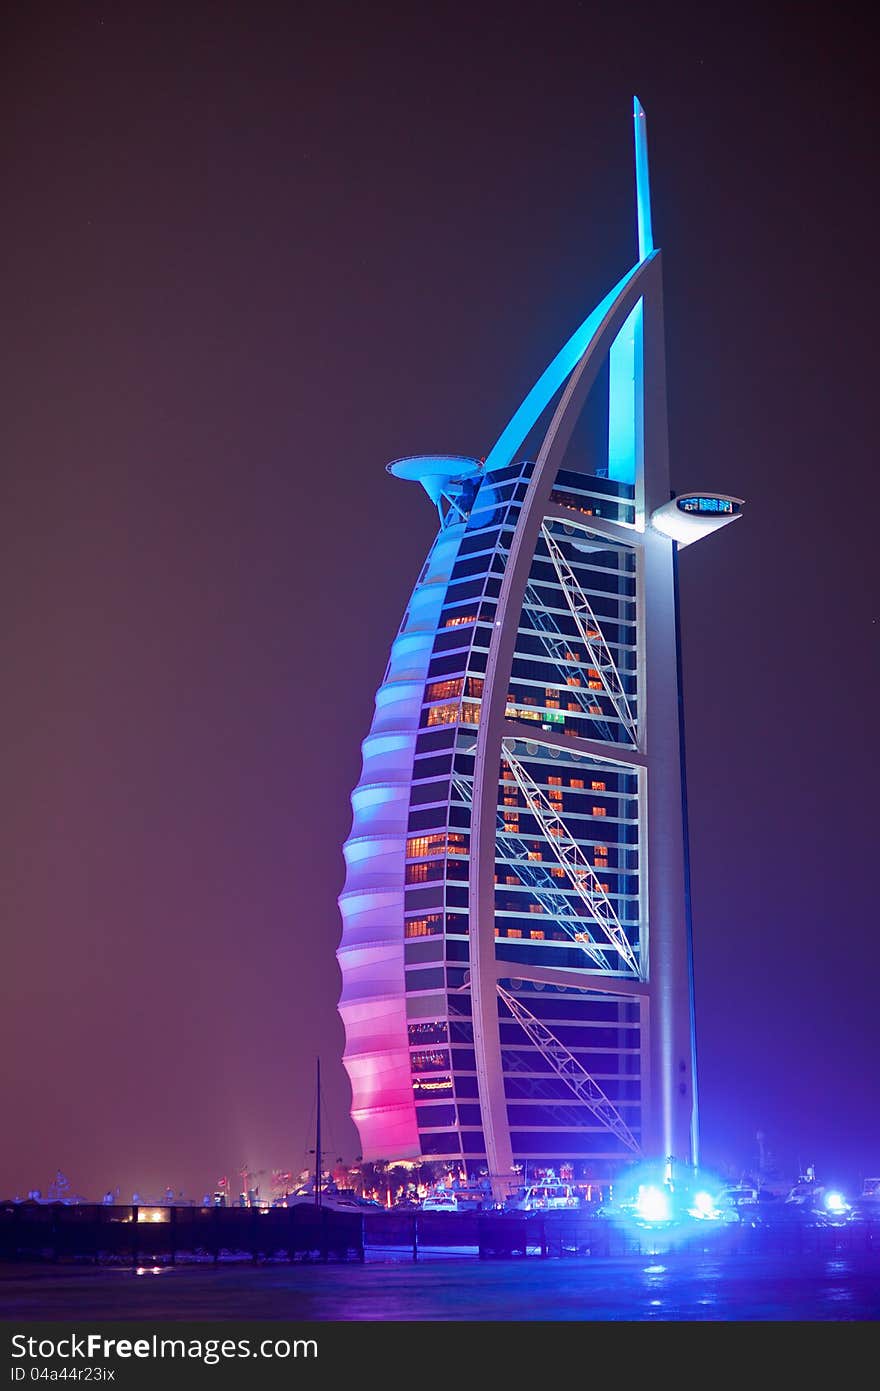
499;720;647;767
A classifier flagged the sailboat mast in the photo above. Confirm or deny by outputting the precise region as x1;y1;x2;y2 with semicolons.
315;1057;322;1211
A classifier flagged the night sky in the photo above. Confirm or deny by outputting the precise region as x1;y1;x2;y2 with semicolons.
2;3;877;1202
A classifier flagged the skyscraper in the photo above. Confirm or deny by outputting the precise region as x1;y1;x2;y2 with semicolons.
337;100;742;1196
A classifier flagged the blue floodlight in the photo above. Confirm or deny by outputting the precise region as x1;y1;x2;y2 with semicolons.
636;1186;671;1223
687;1190;721;1221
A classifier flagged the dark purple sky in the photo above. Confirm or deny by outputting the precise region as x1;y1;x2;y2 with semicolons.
2;3;877;1200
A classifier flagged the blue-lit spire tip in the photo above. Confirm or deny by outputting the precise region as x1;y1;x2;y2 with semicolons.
633;96;654;260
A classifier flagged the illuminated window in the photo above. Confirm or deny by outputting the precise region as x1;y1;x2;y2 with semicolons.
588;668;600;679
412;1076;452;1092
591;781;606;792
592;806;607;817
405;917;441;938
587;680;602;691
550;866;566;878
410;1050;450;1071
548;776;562;786
548;825;563;838
444;614;477;627
530;929;545;940
503;809;519;822
594;857;608;869
426;678;463;702
545;698;560;709
586;628;600;639
596;845;608;856
461;702;481;724
527;851;542;862
503;795;518;807
505;875;519;886
507;928;522;939
570;778;584;788
588;705;602;715
406;863;430;883
427;703;459;726
502;767;513;780
564;651;580;663
408;1020;447;1041
599;882;610;893
467;676;484;698
566;676;582;687
567;702;580;712
529;903;544;914
407;833;449;859
507;703;541;721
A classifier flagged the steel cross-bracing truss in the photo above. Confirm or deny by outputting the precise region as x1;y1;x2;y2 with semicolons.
497;829;606;973
498;829;610;972
454;773;607;970
453;773;603;968
501;747;641;976
521;581;614;742
496;983;641;1154
453;771;630;974
539;523;638;747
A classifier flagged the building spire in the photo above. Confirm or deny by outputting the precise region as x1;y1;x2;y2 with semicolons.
633;96;654;260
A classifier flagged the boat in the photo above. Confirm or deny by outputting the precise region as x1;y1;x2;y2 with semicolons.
283;1058;385;1214
421;1192;460;1213
853;1178;880;1222
285;1184;382;1213
717;1182;761;1210
515;1182;578;1212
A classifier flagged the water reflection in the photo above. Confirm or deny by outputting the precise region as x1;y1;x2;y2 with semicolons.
6;1249;880;1320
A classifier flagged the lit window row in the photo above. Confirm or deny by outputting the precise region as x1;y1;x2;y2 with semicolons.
426;678;463;702
426;703;460;726
405;916;442;938
406;832;467;859
410;1050;450;1071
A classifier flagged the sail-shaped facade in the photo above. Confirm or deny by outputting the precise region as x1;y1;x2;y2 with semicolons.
337;101;742;1194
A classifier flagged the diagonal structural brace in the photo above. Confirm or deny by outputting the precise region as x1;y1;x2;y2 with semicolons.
501;746;640;976
540;523;638;746
497;983;641;1154
455;773;611;971
521;581;614;741
497;829;611;972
